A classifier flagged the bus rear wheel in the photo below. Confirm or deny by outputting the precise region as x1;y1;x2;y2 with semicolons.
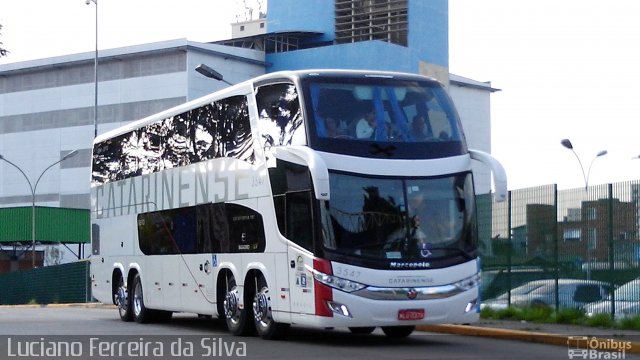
223;275;251;335
381;326;415;338
252;276;289;340
115;275;132;322
131;274;151;323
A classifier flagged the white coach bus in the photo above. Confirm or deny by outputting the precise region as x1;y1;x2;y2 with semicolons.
90;69;507;339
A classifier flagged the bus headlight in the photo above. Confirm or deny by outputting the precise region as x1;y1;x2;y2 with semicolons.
453;273;480;291
312;270;367;293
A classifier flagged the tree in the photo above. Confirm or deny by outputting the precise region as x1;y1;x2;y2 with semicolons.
0;24;8;57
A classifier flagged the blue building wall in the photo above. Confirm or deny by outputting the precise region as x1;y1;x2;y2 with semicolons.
409;0;448;67
268;0;335;43
268;41;417;73
266;0;448;72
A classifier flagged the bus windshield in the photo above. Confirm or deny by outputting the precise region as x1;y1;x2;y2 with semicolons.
304;77;465;160
320;171;477;268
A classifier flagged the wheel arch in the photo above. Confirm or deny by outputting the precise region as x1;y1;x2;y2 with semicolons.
111;263;126;305
126;263;141;293
244;262;269;300
215;266;238;317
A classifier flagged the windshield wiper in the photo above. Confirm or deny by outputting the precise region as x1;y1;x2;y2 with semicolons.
428;246;475;260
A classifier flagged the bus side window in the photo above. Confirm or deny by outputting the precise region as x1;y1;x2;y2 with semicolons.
286;192;314;251
256;83;305;148
225;203;266;253
269;159;314;251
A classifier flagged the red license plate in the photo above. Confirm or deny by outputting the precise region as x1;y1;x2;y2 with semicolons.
398;309;425;320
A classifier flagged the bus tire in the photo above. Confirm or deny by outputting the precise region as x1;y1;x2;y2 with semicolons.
381;326;415;338
348;327;376;335
131;273;151;323
115;275;133;322
223;275;251;335
253;276;289;340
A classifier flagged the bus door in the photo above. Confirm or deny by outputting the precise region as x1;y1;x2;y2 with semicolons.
272;160;320;316
269;147;331;318
288;247;315;316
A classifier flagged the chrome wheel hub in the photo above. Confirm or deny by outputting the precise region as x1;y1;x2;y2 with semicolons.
133;282;143;316
224;289;240;321
116;286;128;310
253;290;270;325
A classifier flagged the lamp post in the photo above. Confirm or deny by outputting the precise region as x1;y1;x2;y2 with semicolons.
195;64;234;86
0;151;78;268
560;139;608;191
560;139;607;280
86;0;98;138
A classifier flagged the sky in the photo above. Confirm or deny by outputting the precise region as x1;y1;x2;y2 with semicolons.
1;0;640;190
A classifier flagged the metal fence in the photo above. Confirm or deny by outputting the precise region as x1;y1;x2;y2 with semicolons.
0;260;91;305
479;180;640;318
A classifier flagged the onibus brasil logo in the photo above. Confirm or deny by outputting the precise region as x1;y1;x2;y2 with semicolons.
567;336;632;359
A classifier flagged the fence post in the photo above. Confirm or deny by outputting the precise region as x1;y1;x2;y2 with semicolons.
608;183;615;320
554;184;560;311
507;190;512;306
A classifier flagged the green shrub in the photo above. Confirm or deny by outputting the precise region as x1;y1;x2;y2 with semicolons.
618;316;640;330
494;307;521;320
555;308;585;325
520;305;553;322
584;313;615;328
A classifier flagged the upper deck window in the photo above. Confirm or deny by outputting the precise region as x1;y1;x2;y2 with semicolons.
92;95;253;186
303;77;466;159
255;83;306;148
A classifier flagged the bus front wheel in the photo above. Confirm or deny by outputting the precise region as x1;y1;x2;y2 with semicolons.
381;326;415;338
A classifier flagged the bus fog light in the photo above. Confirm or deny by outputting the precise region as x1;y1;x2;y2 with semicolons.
327;301;352;318
465;299;478;313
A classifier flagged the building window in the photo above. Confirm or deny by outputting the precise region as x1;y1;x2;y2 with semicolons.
563;228;581;242
240;25;245;31
587;228;597;250
335;0;408;46
260;22;265;28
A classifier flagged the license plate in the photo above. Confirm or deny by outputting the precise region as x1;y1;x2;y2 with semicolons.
398;309;425;320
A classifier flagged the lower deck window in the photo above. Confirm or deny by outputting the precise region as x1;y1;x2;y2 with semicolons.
137;203;266;255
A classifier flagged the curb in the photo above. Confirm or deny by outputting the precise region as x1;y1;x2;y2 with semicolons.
0;303;114;309
417;324;640;354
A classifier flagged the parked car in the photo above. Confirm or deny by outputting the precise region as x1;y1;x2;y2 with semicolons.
481;279;613;310
584;278;640;319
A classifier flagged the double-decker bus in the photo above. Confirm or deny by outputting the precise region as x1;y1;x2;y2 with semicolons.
90;69;506;339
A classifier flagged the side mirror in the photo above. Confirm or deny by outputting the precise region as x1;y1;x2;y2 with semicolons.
469;149;507;202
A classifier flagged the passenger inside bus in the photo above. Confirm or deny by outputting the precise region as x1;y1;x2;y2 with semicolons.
410;114;431;141
355;106;377;139
324;116;349;138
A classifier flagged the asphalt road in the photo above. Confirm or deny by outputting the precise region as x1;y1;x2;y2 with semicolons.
0;306;632;359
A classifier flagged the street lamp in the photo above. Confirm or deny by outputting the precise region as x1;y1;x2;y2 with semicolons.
560;139;607;280
195;64;234;86
560;139;608;191
86;0;98;138
0;150;79;268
